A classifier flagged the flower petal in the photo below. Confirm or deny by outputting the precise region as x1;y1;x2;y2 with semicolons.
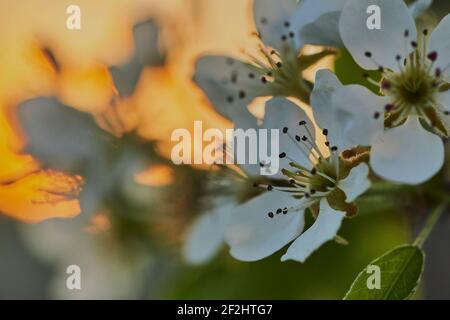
339;0;417;71
292;0;347;47
224;191;305;262
262;98;315;171
437;90;450;128
18;97;107;172
281;198;345;263
109;19;164;97
311;69;355;151
193;55;263;122
409;0;433;18
333;84;387;147
253;0;298;50
429;14;450;80
338;163;371;202
371;116;444;185
183;211;226;265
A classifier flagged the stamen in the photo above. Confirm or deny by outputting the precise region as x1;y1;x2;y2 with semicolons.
427;51;438;62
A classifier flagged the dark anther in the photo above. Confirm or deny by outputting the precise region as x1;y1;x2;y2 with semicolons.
423;29;428;36
444;111;450;115
282;127;288;134
279;152;287;159
428;51;438;62
238;90;246;99
248;72;255;79
284;21;290;27
378;66;384;72
260;17;268;24
268;212;274;218
331;146;338;152
261;76;268;83
267;71;273;77
385;104;394;112
267;185;273;191
411;41;418;48
404;29;409;37
310;189;316;195
381;80;392;90
363;73;370;79
276;208;282;214
311;168;317;175
281;35;287;41
322;129;329;136
289;32;295;38
289;179;296;184
276;62;282;68
299;120;306;126
396;54;401;61
436;68;442;78
301;136;308;141
305;193;310;198
365;51;372;58
227;96;234;103
282;208;288;214
253;182;259;188
325;141;330;147
374;111;381;119
295;135;301;142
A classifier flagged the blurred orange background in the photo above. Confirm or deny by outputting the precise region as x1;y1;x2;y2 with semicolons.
0;0;332;223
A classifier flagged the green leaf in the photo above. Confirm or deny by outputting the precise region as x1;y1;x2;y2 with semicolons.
343;245;424;300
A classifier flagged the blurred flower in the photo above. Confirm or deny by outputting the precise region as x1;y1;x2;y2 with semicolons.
328;0;450;184
21;215;153;299
109;19;165;98
0;171;82;223
182;197;234;265
135;164;174;187
193;0;344;122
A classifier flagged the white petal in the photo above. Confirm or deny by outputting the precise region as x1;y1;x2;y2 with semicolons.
231;109;262;178
339;0;417;71
333;84;387;146
371;116;444;185
183;212;226;265
194;55;263;122
311;69;355;151
338;163;371;203
429;14;450;80
409;0;433;18
281;198;345;263
224;191;305;262
253;0;298;50
292;0;347;47
437;90;450;128
262;98;315;171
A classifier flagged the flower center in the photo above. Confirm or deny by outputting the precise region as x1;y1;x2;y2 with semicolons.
389;66;434;106
364;29;449;136
246;36;311;102
255;122;342;218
